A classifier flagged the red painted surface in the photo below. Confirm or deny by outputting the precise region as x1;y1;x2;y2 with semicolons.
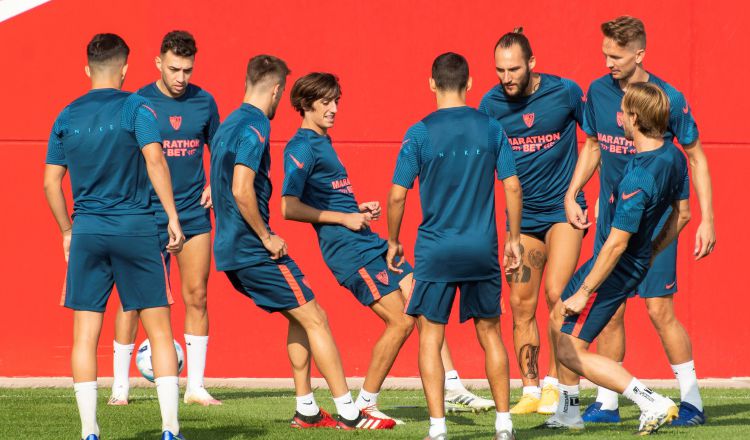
1;1;747;379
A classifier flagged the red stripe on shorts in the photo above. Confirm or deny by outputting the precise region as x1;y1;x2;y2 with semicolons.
59;269;68;306
358;268;381;301
279;264;307;306
403;278;417;312
161;254;174;305
571;292;598;338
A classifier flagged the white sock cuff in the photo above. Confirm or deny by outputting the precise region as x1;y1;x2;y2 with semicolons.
113;341;135;350
445;370;459;378
184;334;209;343
155;376;179;386
74;381;97;391
359;389;379;399
671;360;695;371
297;392;315;401
558;383;579;394
333;391;353;403
542;376;559;386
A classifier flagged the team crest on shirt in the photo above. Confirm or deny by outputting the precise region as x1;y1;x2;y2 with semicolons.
375;270;389;285
169;115;182;131
523;113;535;128
616;112;624;128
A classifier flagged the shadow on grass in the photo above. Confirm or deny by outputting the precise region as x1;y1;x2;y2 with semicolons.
133;425;266;439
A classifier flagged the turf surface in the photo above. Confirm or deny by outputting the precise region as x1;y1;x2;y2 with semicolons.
2;387;749;439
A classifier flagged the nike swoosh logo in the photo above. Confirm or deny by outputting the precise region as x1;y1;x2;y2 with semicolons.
342;399;352;404
302;401;313;405
402;139;410;146
362;397;371;402
682;104;689;114
622;189;642;200
665;281;676;289
289;154;304;169
250;126;266;143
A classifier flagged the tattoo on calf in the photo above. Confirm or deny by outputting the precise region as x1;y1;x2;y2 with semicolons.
519;344;540;379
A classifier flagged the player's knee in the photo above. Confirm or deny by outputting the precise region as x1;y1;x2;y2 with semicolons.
305;303;330;330
509;297;536;323
392;314;415;339
646;300;675;328
183;284;208;309
556;337;580;369
545;284;565;306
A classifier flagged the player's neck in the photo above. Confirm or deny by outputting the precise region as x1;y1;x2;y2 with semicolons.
156;79;186;99
521;73;541;97
90;76;122;90
435;91;467;109
619;66;649;91
633;131;664;153
243;90;273;118
301;118;327;136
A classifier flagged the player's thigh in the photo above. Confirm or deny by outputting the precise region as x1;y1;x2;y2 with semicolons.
561;288;628;344
175;232;211;298
544;223;585;305
405;280;458;325
458;277;503;324
109;235;172;312
637;240;678;298
64;234;116;312
507;234;546;313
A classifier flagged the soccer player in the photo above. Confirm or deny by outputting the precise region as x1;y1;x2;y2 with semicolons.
565;16;714;425
44;34;186;440
387;52;522;440
479;27;586;415
210;55;394;430
110;30;221;407
545;82;692;435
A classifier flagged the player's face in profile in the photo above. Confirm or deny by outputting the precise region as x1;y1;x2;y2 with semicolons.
307;97;339;130
156;50;194;97
621;103;635;140
494;45;531;98
268;81;286;120
602;38;641;80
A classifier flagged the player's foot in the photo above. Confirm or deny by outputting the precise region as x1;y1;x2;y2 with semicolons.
290;408;338;429
537;384;559;414
581;402;620;423
494;429;516;440
336;410;397;430
360;404;405;425
510;393;540;414
83;435;99;440
637;397;678;436
444;388;495;413
183;387;222;406
107;391;129;406
534;414;585;430
160;431;185;440
670;401;706;426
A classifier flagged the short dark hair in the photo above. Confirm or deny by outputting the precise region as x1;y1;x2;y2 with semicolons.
494;27;533;61
431;52;469;92
86;33;129;65
246;54;291;86
623;82;669;138
160;30;197;57
290;73;342;117
601;16;646;48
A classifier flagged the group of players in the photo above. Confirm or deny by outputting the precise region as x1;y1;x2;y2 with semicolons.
43;14;716;440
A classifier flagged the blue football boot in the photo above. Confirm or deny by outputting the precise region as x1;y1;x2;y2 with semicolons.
670;401;706;426
161;431;185;440
83;435;99;440
581;402;621;423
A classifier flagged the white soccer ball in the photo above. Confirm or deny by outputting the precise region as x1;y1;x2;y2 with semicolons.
135;339;184;382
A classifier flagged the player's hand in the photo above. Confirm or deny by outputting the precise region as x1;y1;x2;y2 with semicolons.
62;228;72;262
262;234;287;260
342;212;372;231
166;219;186;254
694;220;716;260
503;238;522;273
200;186;213;209
561;290;590;317
565;197;591;230
386;240;405;273
359;201;381;220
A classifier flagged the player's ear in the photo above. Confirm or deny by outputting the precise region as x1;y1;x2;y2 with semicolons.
635;48;645;65
155;55;162;71
121;63;129;78
84;65;91;79
466;76;473;92
528;56;536;71
429;77;437;93
272;82;281;99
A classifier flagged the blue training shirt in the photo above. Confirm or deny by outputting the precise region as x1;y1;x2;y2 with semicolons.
583;73;698;243
479;74;586;222
594;141;689;292
282;128;387;283
210;104;273;271
393;106;517;282
45;88;162;236
137;83;220;229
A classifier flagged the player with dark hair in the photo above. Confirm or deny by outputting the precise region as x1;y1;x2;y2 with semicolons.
479;27;587;415
545;82;691;436
388;52;523;440
211;56;394;431
110;30;222;407
44;33;186;440
565;16;713;426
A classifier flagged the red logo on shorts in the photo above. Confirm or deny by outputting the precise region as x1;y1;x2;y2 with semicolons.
616;112;624;127
375;270;389;285
523;113;535;128
170;115;182;131
302;277;312;289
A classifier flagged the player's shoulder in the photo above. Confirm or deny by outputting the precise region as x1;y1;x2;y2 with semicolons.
648;74;683;99
621;163;656;193
135;82;157;97
587;73;614;93
551;74;582;94
405;119;430;142
480;84;505;106
185;83;218;104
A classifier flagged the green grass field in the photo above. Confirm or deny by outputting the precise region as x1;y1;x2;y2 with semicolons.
2;387;749;439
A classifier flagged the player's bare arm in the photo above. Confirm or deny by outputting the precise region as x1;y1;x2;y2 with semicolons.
43;164;73;261
561;227;631;317
564;135;600;229
502;175;523;272
143;142;185;253
281;195;371;231
652;199;691;260
681;138;716;259
232;164;286;259
386;184;409;273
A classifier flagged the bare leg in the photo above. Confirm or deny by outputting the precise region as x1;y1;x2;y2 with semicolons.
176;233;211;337
72;311;105;383
418;316;446;419
286;316;313;397
474;317;510;412
645;296;692;364
139;306;178;377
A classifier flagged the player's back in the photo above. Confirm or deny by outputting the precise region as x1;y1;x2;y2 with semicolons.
47;89;160;235
397;106;515;282
210;103;272;271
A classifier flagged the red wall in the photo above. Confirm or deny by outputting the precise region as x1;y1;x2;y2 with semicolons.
1;0;748;379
